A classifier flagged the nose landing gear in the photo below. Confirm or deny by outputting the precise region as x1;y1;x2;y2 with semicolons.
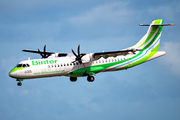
17;82;22;86
16;79;23;86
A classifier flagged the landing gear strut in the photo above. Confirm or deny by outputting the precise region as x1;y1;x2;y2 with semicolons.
70;77;77;82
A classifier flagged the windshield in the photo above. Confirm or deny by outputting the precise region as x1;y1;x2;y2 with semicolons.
16;64;30;67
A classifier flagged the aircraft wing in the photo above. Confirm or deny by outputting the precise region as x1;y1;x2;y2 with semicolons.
22;49;67;57
22;49;54;54
93;49;142;59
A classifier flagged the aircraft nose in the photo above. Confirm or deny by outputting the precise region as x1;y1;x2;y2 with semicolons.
9;69;17;78
9;72;16;78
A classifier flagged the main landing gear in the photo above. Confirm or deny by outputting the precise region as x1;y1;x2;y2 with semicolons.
16;79;23;86
69;76;95;82
70;77;77;82
87;76;94;82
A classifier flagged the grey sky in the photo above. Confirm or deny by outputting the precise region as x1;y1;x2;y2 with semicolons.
0;0;180;120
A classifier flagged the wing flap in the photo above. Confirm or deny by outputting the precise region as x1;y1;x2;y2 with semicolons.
93;49;142;59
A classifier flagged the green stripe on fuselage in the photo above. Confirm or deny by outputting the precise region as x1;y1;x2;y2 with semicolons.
69;40;160;77
9;67;26;74
68;19;164;77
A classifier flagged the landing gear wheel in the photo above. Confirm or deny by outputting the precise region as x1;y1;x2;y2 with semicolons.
87;76;95;82
17;82;22;86
70;77;77;82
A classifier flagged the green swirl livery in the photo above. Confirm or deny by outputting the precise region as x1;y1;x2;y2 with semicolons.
9;19;174;86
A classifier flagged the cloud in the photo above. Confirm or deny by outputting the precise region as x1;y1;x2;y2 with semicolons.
68;2;134;27
0;0;70;11
160;42;180;77
148;2;180;21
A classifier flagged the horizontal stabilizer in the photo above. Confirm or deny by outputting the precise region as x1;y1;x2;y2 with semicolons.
139;24;175;26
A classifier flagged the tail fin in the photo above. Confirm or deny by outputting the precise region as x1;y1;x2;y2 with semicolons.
131;19;164;52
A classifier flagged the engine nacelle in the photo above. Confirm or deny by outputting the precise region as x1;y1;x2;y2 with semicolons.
48;53;59;58
81;53;94;63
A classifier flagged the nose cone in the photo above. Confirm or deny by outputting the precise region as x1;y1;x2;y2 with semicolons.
9;71;15;78
9;68;17;78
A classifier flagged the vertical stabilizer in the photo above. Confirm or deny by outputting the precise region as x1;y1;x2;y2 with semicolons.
131;19;164;52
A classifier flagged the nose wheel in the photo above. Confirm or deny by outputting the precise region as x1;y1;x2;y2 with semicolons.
16;79;23;86
17;82;22;86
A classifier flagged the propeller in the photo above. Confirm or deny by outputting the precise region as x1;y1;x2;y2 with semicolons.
71;45;84;64
38;45;51;58
22;45;67;59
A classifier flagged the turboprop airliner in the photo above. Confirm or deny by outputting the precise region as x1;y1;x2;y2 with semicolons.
9;19;175;86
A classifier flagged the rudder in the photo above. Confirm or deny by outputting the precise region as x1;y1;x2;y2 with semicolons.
131;19;164;52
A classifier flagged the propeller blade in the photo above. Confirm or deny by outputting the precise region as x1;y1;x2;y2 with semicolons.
72;49;78;58
44;45;46;53
44;45;47;58
78;45;80;57
38;49;44;58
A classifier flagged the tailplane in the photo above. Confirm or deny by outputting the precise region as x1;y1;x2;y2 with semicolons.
131;19;174;52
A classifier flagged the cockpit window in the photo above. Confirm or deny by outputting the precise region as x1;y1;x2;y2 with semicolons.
16;64;22;67
23;64;26;67
16;64;30;67
26;64;30;67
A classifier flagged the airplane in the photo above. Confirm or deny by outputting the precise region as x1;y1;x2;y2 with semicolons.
9;19;175;86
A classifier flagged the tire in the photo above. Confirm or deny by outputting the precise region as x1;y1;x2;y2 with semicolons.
17;82;22;86
87;76;94;82
70;77;77;82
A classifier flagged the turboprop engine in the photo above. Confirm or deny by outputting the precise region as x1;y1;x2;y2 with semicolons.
81;53;94;63
71;45;100;64
48;53;60;58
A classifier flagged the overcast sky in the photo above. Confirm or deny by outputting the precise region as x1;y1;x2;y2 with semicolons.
0;0;180;120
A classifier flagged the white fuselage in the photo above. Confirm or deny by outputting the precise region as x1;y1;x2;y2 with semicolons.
11;55;129;79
